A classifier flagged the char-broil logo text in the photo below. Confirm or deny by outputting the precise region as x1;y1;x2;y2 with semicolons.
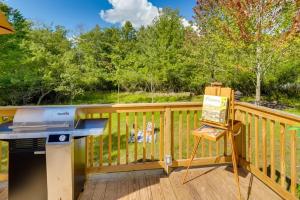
57;112;69;116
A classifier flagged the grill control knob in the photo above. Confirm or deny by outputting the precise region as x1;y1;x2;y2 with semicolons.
59;135;67;142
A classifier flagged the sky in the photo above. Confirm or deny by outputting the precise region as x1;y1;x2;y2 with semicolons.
4;0;196;32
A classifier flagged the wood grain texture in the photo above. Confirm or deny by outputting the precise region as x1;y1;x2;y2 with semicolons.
164;108;171;166
117;113;121;165
76;166;282;200
186;111;190;158
241;112;246;159
280;123;286;188
99;113;103;167
178;111;183;159
159;111;164;161
126;112;129;164
290;130;297;196
254;115;259;168
248;115;252;163
152;112;155;161
143;112;147;162
108;113;112;165
134;112;138;162
262;118;267;174
270;120;275;181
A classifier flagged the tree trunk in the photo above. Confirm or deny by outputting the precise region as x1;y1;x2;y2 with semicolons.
118;83;120;103
255;0;263;105
255;64;261;105
151;77;154;103
255;44;263;105
37;90;51;105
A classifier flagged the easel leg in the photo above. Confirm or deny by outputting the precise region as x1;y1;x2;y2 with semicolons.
230;132;242;200
182;136;201;184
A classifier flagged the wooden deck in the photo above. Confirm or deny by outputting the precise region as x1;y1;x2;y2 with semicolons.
79;166;281;200
0;166;282;200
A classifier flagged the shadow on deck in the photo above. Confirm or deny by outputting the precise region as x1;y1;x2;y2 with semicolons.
79;165;281;200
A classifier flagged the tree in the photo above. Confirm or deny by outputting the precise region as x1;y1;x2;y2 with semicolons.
22;25;72;104
112;21;137;101
55;50;98;103
134;8;186;95
76;26;120;91
195;0;300;103
0;2;31;105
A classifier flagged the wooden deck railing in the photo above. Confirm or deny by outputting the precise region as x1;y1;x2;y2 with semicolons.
0;102;298;199
235;102;300;200
82;102;231;174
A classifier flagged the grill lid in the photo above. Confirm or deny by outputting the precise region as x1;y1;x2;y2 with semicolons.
10;107;77;132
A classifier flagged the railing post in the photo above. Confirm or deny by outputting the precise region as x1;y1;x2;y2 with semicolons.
235;109;246;166
164;107;172;174
290;130;297;197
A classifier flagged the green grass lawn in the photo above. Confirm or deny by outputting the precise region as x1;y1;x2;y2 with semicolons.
75;91;300;115
73;91;203;104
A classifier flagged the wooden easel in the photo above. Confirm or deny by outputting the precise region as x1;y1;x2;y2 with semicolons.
182;83;242;200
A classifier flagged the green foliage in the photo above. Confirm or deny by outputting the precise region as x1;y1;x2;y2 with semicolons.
0;2;299;105
194;0;300;102
73;92;195;104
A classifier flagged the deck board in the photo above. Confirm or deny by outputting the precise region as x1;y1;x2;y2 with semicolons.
79;166;282;200
0;166;283;200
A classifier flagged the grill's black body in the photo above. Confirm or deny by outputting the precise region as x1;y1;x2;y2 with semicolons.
8;137;86;200
73;137;86;199
9;139;47;200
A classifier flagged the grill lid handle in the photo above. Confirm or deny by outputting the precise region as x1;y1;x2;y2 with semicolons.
9;123;70;130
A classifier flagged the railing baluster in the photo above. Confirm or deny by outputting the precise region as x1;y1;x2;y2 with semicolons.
262;118;267;175
86;114;93;168
0;141;3;173
164;108;171;170
6;144;8;173
99;113;103;167
0;142;2;172
270;120;275;180
248;114;252;162
216;139;220;156
223;134;227;156
262;118;267;174
90;138;94;167
280;123;286;188
117;113;121;165
108;113;112;165
134;112;138;162
125;112;129;164
159;111;164;161
143;112;146;162
241;112;246;159
90;115;95;167
209;141;212;157
290;130;297;196
179;111;183;159
151;112;155;161
254;115;259;168
193;111;198;157
193;111;198;128
186;111;190;158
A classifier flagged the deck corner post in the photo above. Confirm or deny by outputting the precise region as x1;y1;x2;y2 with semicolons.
164;107;172;174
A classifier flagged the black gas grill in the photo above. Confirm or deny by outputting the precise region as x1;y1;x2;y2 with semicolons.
0;106;107;200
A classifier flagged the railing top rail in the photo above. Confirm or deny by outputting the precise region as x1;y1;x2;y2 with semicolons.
0;102;299;124
0;102;203;116
235;102;300;124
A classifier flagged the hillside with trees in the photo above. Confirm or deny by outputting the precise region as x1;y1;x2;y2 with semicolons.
0;1;299;106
